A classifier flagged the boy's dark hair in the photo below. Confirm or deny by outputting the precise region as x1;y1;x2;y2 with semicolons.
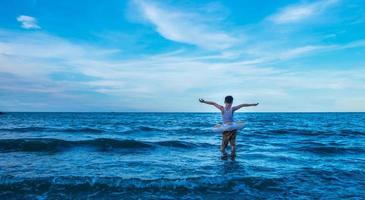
225;96;233;103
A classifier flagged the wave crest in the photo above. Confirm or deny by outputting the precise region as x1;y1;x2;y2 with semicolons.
0;175;284;192
0;127;104;133
0;138;211;153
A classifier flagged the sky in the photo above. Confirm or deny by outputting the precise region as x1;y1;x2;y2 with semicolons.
0;0;364;112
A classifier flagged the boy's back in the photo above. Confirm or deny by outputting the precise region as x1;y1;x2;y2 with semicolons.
199;96;259;158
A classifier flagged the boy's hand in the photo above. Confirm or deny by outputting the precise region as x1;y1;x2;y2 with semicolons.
199;98;205;103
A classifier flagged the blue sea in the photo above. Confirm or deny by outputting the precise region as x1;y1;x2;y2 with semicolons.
0;112;364;199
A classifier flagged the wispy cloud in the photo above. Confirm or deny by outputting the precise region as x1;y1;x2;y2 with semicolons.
269;0;339;24
132;0;238;50
1;29;365;111
16;15;41;29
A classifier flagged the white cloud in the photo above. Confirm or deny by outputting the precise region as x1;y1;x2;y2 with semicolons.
1;29;365;111
278;45;330;59
279;39;365;59
16;15;41;29
269;0;339;24
132;0;238;50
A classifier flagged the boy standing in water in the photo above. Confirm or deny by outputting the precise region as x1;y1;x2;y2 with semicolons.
199;96;259;157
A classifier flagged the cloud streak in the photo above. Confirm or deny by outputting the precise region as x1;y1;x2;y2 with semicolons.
269;0;339;24
1;29;365;111
16;15;41;29
132;0;238;50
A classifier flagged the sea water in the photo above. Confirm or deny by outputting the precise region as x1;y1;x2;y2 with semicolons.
0;112;364;199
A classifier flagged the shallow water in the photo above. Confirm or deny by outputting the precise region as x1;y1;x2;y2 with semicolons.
0;112;364;199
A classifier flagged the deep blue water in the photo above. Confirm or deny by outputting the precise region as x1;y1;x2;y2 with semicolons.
0;112;364;199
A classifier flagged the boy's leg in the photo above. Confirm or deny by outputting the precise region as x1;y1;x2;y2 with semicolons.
229;130;237;155
221;132;229;154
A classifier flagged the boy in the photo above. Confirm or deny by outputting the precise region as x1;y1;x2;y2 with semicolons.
199;96;259;157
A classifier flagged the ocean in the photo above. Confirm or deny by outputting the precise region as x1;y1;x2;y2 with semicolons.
0;112;364;199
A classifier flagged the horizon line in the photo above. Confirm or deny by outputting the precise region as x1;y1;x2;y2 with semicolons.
1;111;364;113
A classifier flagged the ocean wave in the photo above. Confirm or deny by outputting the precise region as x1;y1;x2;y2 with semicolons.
116;126;212;136
0;124;217;135
298;146;365;155
0;138;212;153
58;127;105;133
0;175;285;193
340;129;365;136
136;126;208;133
137;126;162;132
0;127;105;133
293;141;365;155
292;168;365;184
156;140;198;148
0;127;47;132
258;128;365;137
265;128;328;136
188;121;216;127
0;171;363;199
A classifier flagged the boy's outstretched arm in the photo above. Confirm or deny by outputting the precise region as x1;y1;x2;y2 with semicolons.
233;103;259;111
199;98;224;112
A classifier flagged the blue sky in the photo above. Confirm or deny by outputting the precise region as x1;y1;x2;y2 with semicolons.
0;0;364;112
